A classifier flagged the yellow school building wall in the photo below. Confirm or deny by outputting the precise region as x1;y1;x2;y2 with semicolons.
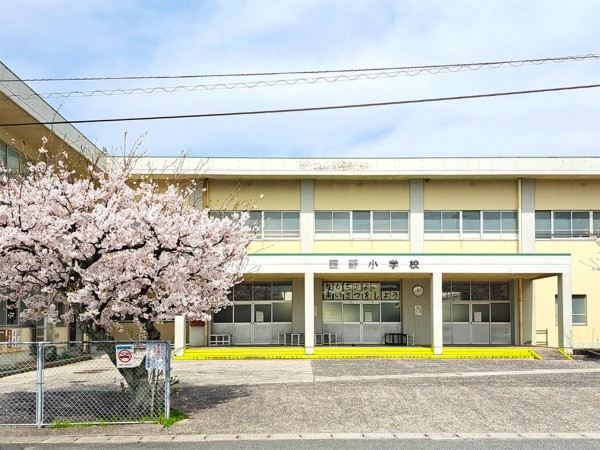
423;240;519;253
535;240;600;348
249;241;302;254
424;180;518;210
313;240;411;253
314;180;410;210
207;179;301;210
535;179;600;209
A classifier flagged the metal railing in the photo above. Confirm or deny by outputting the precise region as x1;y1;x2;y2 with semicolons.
0;340;170;427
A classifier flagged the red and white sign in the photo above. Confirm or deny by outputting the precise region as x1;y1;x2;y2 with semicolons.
115;344;135;368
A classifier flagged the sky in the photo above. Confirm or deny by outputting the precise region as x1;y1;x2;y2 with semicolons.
1;0;600;158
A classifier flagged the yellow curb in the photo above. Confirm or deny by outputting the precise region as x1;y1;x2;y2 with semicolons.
557;348;574;360
174;347;539;361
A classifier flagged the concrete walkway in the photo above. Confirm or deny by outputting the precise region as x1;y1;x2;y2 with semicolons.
2;357;600;443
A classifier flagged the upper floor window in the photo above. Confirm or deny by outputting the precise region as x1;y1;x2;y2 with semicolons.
536;210;600;239
0;140;24;174
425;210;518;239
209;210;300;240
315;210;409;239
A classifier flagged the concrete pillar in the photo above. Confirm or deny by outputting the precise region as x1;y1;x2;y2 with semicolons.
521;279;536;345
430;272;443;355
174;315;186;356
409;180;424;253
557;273;573;354
300;180;315;253
519;179;536;253
304;272;315;355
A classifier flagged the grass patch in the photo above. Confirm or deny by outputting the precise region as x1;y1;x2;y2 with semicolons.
48;420;95;429
158;408;188;427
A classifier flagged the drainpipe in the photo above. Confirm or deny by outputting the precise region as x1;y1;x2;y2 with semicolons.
517;178;524;344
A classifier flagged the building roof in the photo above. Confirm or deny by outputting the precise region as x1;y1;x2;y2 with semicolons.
127;155;600;179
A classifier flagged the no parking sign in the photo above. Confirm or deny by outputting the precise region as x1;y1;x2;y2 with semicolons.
116;344;135;368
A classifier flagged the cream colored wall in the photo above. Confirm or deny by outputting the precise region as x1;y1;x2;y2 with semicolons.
535;240;600;348
249;241;302;254
423;241;519;253
424;180;518;210
314;241;411;253
208;179;300;210
535;180;600;209
314;180;409;210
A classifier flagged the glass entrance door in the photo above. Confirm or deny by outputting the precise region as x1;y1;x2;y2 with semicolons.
323;302;401;344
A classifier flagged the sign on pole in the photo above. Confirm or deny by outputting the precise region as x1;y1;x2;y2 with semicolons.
146;342;167;371
116;344;135;368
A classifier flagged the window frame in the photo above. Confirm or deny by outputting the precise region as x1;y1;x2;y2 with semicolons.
209;210;300;240
536;210;598;240
425;210;518;240
314;210;409;240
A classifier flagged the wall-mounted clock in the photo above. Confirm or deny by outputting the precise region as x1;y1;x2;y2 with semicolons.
412;285;424;297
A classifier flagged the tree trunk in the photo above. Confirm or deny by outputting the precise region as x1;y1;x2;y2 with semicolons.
75;314;164;418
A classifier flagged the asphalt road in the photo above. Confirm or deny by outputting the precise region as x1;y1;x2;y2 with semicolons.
3;438;600;450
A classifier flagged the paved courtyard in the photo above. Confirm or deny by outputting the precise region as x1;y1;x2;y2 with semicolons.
2;356;600;440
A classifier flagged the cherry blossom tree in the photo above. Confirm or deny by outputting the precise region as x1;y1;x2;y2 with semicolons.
0;142;253;405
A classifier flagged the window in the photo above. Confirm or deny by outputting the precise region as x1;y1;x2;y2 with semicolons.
425;211;518;239
315;211;409;239
215;282;293;324
209;210;299;239
536;211;599;239
0;140;24;174
555;295;586;326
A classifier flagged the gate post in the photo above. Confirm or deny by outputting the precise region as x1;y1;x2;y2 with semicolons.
36;342;44;427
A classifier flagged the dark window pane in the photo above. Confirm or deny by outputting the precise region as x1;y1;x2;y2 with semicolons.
442;211;459;232
462;211;481;233
234;304;252;322
254;304;272;322
252;282;272;301
471;282;490;300
501;211;518;233
273;302;292;322
490;283;509;300
483;211;501;233
572;212;589;237
472;304;490;322
332;212;350;232
390;212;409;232
373;211;390;233
352;211;370;232
424;212;441;232
452;282;471;301
491;303;511;322
213;307;233;323
272;282;293;301
315;212;332;232
535;211;551;238
381;302;401;322
553;211;571;237
234;283;252;301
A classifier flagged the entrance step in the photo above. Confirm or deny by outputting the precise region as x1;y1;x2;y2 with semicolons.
532;347;573;360
174;346;540;361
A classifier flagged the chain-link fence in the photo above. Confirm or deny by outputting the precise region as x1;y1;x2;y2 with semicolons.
0;341;170;427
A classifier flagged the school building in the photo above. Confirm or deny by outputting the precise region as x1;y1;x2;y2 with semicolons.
1;61;600;356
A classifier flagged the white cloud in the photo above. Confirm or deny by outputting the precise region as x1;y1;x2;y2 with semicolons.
1;0;599;157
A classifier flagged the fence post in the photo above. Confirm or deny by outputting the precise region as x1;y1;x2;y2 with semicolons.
36;342;44;428
165;340;171;420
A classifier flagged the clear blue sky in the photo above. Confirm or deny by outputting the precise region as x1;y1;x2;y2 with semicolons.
1;0;599;158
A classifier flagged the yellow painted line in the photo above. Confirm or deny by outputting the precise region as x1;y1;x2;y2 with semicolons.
557;348;574;360
174;346;540;361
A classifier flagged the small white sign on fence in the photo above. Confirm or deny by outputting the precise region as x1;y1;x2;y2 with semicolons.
115;344;135;368
146;343;167;371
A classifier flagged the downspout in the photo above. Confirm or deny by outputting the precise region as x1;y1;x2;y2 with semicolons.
517;178;524;344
